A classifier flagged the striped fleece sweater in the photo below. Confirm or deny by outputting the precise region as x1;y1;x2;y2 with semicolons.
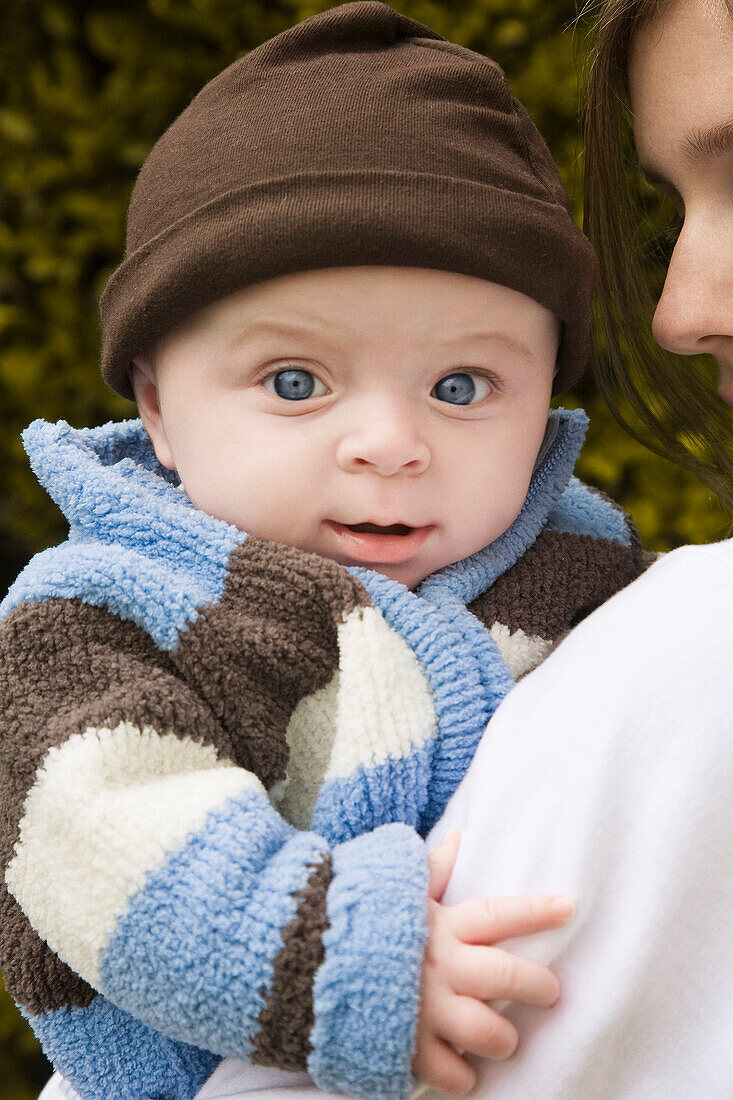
0;407;644;1100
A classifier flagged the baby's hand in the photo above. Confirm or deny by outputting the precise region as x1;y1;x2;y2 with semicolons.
413;831;574;1095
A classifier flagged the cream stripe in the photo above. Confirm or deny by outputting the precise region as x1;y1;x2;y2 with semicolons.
326;606;436;780
489;622;554;680
281;674;340;829
5;723;263;987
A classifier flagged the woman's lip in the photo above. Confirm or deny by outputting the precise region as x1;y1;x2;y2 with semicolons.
324;520;435;564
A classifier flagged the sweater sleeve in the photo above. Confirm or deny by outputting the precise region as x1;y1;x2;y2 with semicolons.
0;536;429;1100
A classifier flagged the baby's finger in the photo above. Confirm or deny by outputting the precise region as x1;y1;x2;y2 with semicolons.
448;894;574;945
414;1037;476;1095
427;829;462;902
434;995;518;1061
449;944;560;1007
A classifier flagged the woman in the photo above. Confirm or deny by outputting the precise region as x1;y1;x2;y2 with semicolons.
584;0;732;503
40;0;732;1097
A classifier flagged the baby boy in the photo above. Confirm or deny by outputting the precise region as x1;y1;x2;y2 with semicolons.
0;5;645;1100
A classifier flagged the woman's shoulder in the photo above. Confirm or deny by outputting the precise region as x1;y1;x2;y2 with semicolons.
674;538;733;560
645;538;733;575
589;537;731;626
548;536;732;680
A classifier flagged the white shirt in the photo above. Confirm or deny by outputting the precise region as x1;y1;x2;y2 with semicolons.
40;541;733;1100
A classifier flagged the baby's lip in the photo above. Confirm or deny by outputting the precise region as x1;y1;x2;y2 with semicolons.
338;520;418;534
324;520;435;564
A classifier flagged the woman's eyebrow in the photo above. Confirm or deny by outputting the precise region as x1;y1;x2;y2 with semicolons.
639;119;733;195
682;116;733;163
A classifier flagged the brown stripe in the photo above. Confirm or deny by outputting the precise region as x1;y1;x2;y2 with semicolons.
467;528;644;640
0;884;96;1014
251;855;333;1071
171;536;372;790
0;598;230;874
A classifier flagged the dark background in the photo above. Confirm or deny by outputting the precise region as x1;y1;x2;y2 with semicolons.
0;0;728;1095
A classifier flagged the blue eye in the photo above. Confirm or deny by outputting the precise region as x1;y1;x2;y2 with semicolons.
264;368;326;401
432;372;490;405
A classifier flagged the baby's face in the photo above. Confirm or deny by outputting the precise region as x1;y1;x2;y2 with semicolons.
132;266;559;590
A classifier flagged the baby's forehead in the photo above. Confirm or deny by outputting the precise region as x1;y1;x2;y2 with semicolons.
194;266;557;344
146;267;560;386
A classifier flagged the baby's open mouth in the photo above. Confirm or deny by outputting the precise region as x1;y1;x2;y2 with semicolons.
325;520;434;564
342;522;413;536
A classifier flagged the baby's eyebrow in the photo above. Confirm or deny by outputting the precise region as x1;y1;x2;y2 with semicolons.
229;317;534;362
229;317;335;350
439;328;535;362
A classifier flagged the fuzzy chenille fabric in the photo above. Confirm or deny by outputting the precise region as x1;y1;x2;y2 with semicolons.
0;408;644;1100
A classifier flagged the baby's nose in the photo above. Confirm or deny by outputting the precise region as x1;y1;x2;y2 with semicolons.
335;403;430;476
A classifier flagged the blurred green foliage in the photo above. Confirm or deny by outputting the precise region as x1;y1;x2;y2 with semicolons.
0;0;729;1095
0;972;51;1098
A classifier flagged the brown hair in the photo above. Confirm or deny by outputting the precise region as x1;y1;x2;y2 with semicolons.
581;0;733;512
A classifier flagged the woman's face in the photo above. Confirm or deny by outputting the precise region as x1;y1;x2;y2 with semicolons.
629;0;733;403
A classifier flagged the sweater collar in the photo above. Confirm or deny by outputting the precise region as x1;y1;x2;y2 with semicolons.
21;407;587;600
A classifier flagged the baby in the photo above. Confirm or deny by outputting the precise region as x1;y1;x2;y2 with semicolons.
0;4;646;1100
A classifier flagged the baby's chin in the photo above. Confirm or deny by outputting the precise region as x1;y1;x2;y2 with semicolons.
320;550;434;590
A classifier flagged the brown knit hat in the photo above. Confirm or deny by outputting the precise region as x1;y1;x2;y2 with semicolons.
99;0;597;399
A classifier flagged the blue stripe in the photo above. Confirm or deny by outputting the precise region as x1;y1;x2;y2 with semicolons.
546;476;633;545
0;540;240;650
418;601;513;833
1;419;245;644
308;824;428;1100
25;996;219;1100
342;569;492;837
99;789;328;1058
313;739;434;843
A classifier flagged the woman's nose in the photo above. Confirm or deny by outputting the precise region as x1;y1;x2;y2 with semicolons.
335;401;430;477
651;224;733;356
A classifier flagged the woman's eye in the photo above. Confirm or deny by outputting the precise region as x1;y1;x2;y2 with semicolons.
432;372;493;406
263;367;328;401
